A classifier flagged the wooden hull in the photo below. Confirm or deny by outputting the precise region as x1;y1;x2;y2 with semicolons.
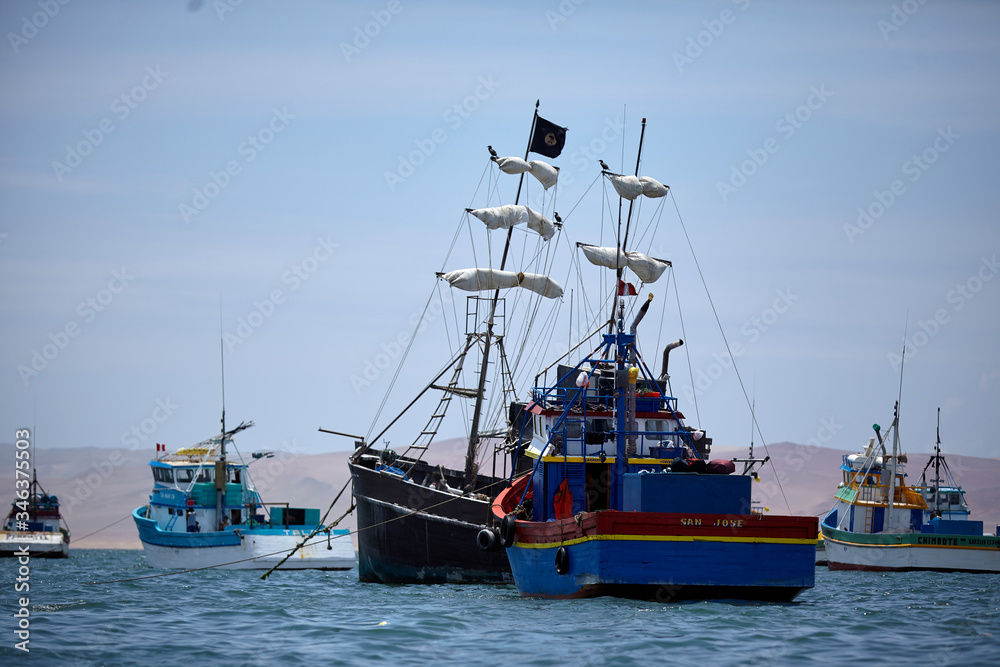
494;479;817;600
349;457;513;584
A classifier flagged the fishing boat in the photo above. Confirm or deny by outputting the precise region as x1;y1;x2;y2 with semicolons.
340;104;567;584
2;470;70;558
820;406;1000;573
489;120;818;601
912;410;971;524
133;416;354;570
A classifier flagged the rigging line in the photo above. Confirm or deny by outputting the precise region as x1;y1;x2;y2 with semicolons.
513;291;558;388
365;282;448;442
260;478;352;579
59;513;131;544
634;197;667;255
436;281;455;354
670;192;789;511
85;530;355;586
562;172;601;221
671;268;700;425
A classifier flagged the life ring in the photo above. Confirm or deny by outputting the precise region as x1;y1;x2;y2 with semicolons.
499;514;517;548
555;546;569;575
476;528;497;551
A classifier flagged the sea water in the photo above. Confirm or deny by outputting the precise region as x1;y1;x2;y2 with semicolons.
1;550;997;665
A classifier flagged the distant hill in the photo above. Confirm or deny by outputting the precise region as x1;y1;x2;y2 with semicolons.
1;440;996;549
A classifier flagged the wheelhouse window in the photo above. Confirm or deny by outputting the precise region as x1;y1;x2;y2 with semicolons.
152;467;174;483
195;468;212;483
174;468;194;483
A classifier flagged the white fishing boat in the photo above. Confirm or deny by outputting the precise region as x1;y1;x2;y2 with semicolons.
820;406;1000;573
133;424;355;570
2;470;70;558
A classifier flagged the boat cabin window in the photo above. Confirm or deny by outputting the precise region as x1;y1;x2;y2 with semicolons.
949;493;961;505
174;468;195;484
645;420;669;434
152;467;174;483
195;468;212;483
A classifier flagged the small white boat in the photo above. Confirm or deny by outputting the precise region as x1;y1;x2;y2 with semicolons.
1;470;70;559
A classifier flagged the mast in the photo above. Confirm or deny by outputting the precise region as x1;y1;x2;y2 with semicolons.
885;402;900;530
463;101;539;489
611;121;648;508
934;407;942;515
216;317;227;531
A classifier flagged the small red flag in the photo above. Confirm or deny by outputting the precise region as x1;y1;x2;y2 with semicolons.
618;280;637;296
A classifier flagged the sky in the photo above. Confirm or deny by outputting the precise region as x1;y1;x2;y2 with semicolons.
1;0;998;468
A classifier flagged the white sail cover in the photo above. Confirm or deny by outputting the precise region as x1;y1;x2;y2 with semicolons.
494;156;532;174
525;207;556;241
608;173;669;200
608;174;644;200
528;160;559;190
442;268;520;292
639;176;669;198
578;244;670;283
468;205;554;241
516;271;563;299
468;205;529;231
440;268;563;299
623;251;669;283
579;244;626;270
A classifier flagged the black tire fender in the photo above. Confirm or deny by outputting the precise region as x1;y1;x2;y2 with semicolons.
555;546;569;575
476;527;497;551
499;514;517;548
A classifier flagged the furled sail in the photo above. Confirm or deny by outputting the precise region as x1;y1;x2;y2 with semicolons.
468;205;529;231
608;174;644;200
577;243;671;283
493;156;532;174
528;160;559;190
439;268;563;299
468;205;555;241
607;173;669;200
493;156;559;190
525;207;556;241
639;176;669;198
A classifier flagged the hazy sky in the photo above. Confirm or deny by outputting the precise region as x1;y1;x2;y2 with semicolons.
2;1;998;469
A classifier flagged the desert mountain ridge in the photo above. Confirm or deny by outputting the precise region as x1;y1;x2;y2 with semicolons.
1;440;996;549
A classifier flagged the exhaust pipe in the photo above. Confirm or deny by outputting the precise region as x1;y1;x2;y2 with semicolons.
660;339;684;380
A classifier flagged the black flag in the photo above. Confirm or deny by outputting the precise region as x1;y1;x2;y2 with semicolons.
529;115;567;158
